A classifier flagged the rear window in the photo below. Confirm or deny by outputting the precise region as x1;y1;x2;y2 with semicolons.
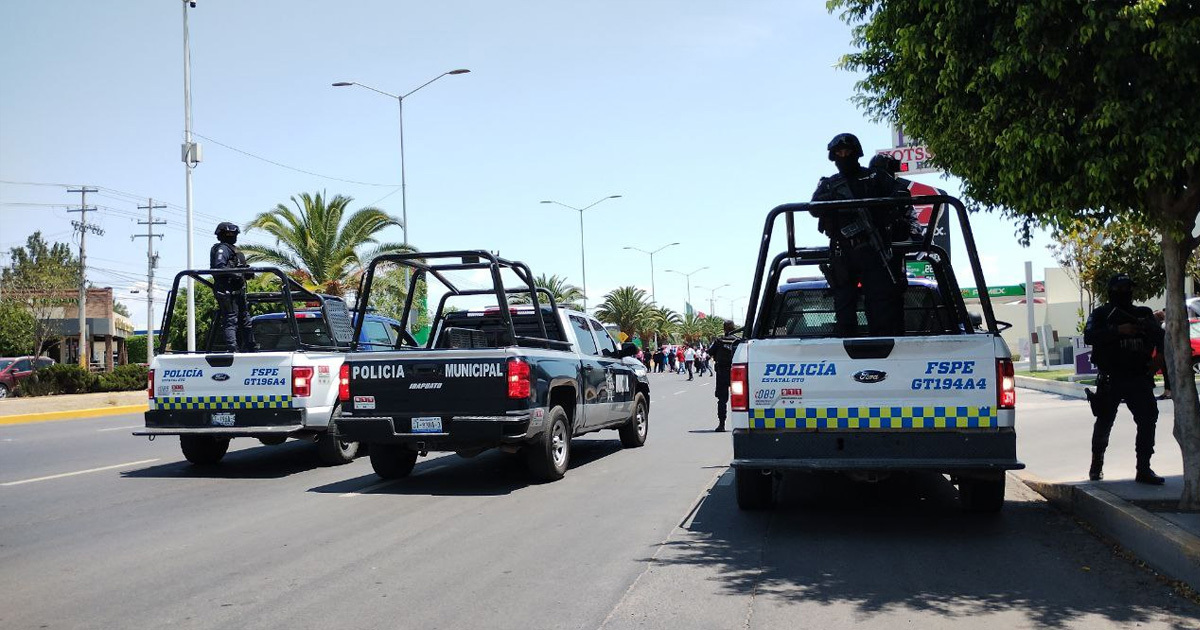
438;311;566;348
252;319;341;351
768;284;957;339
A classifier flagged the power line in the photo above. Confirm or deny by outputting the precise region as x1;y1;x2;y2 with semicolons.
191;132;400;187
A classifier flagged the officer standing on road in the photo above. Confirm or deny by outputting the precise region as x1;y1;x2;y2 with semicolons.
210;222;258;353
708;320;739;433
811;133;917;336
1083;273;1164;484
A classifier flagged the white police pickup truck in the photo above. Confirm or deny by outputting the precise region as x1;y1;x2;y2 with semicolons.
135;268;395;466
729;195;1022;512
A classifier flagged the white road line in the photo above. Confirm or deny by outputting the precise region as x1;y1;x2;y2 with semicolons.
1;458;160;487
673;390;687;396
97;424;142;433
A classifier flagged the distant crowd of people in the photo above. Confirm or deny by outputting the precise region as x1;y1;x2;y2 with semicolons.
641;344;713;381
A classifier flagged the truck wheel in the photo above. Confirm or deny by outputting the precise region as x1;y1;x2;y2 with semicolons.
959;475;1006;513
527;406;570;482
317;406;359;466
369;444;417;479
180;435;230;465
618;394;649;448
735;468;774;510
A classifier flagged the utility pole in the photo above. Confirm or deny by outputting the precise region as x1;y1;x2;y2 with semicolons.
67;187;101;369
182;0;203;351
135;199;167;362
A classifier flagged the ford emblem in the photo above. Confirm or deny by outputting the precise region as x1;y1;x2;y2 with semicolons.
212;373;230;382
853;369;887;384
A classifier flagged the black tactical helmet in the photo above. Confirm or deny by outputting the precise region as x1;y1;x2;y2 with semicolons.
214;222;240;236
827;133;863;161
1108;273;1134;291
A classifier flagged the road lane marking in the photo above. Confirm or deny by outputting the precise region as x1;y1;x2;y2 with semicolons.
673;390;686;396
97;424;142;433
1;458;160;486
0;404;148;426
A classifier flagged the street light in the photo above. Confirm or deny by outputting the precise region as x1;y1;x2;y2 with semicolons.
696;283;730;317
621;242;679;304
665;266;708;313
334;69;469;331
332;69;470;251
540;195;623;311
729;295;748;322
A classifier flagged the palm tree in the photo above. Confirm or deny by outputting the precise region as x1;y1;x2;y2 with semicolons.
510;274;585;311
240;191;411;296
678;312;709;345
594;286;654;340
643;305;681;347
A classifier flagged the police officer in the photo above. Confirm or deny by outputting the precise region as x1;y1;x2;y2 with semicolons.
811;133;917;336
210;222;258;353
1083;273;1164;484
707;319;739;432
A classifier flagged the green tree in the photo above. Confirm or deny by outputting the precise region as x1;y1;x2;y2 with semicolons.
832;0;1200;506
594;286;654;340
510;274;585;311
241;191;412;296
0;300;36;356
644;306;681;346
112;301;131;318
2;232;83;356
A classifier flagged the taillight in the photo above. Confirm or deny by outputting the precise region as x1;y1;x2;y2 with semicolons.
148;369;154;399
730;363;748;411
292;366;314;398
507;358;532;399
338;363;350;402
997;358;1015;409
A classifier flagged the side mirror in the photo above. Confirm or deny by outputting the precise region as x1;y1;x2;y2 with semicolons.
619;342;639;358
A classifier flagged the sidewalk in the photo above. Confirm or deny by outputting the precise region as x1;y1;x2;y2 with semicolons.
1015;379;1200;591
0;390;147;424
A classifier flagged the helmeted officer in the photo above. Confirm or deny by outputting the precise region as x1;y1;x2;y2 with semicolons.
1083;273;1164;484
811;133;917;337
707;319;739;432
210;222;257;352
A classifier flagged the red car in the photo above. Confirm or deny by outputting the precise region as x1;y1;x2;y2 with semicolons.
0;356;56;399
1191;319;1200;375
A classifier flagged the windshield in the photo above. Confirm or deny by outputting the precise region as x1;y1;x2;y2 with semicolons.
0;360;12;372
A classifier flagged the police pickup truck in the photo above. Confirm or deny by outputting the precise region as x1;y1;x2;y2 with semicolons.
335;251;650;482
729;195;1022;512
136;267;399;466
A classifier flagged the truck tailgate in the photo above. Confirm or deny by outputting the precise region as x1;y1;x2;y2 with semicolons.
346;350;511;417
747;336;1010;430
152;353;293;410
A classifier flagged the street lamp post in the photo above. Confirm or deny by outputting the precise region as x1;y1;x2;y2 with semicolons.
621;242;679;304
730;295;748;322
540;196;622;311
665;266;708;314
697;283;730;317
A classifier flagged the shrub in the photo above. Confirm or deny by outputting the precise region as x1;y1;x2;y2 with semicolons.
17;364;96;396
95;364;148;393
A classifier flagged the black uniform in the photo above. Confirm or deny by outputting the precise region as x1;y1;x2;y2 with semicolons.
210;240;257;352
1083;298;1163;479
811;163;916;337
707;333;738;431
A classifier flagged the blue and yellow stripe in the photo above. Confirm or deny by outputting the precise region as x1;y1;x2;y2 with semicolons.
748;406;993;429
151;395;292;410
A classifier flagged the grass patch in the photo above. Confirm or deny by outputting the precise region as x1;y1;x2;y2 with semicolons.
1017;369;1076;381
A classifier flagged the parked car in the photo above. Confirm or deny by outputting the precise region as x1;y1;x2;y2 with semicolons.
0;356;57;399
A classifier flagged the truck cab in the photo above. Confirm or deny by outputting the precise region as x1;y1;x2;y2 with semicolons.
730;195;1022;512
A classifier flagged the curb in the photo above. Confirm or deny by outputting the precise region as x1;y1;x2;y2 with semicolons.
1014;471;1200;591
0;404;148;426
1015;375;1088;399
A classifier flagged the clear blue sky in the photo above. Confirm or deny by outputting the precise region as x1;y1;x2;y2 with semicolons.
0;0;1056;328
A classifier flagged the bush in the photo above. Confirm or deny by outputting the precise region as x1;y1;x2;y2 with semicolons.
95;364;148;393
125;335;162;364
15;363;147;396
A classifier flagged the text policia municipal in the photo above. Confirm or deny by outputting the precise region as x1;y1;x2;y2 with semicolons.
351;363;506;380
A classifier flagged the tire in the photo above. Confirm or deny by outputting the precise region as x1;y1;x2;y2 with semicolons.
180;435;230;465
0;383;8;399
618;394;649;448
258;435;287;446
959;475;1006;513
735;468;774;510
369;443;417;479
316;406;359;466
527;406;570;482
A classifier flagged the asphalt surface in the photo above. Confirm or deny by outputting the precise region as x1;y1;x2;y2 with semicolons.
1;373;1198;630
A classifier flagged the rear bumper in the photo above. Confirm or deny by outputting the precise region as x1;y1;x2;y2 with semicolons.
136;408;307;437
335;411;535;450
731;428;1023;473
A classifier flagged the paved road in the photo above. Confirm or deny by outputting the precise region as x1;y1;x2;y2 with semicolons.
1;375;1196;629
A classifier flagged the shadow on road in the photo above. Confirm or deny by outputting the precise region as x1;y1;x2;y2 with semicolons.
121;439;330;479
307;437;625;497
648;471;1198;628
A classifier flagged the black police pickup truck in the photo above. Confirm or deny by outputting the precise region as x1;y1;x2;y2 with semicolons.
334;251;651;482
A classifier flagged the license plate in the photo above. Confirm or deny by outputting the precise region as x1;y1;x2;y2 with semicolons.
411;416;442;433
211;412;236;427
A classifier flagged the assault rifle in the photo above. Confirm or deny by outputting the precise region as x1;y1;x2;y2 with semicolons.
813;175;898;286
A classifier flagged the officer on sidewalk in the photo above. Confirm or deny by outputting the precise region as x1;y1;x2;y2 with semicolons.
210;222;258;353
707;320;739;433
1083;273;1164;484
810;133;917;336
